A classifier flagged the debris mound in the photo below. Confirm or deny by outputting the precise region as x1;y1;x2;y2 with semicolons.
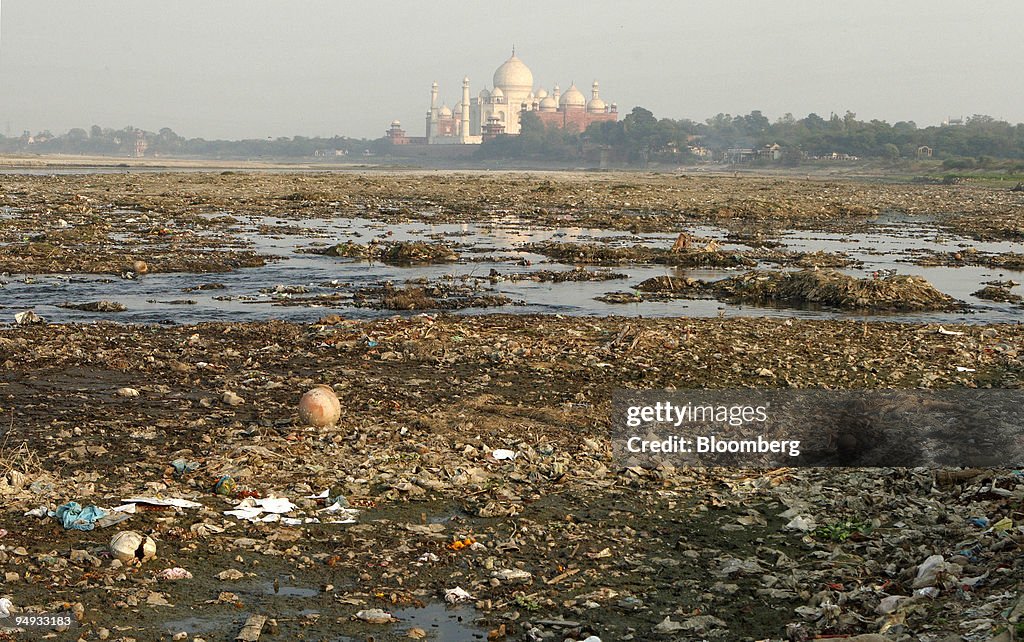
972;284;1022;303
524;241;755;268
717;269;959;311
322;241;458;265
57;301;127;313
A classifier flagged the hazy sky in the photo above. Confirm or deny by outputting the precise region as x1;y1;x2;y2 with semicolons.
1;1;1021;140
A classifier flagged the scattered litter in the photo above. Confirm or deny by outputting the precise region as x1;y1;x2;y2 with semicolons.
157;567;193;581
115;497;203;512
14;310;44;325
354;608;397;624
444;587;473;604
224;496;298;522
54;501;108;531
236;614;267;642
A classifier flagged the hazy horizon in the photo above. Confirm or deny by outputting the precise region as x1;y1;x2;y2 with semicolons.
1;1;1022;140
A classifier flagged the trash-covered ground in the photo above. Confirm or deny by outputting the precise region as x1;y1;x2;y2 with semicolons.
0;171;1022;641
0;315;1022;641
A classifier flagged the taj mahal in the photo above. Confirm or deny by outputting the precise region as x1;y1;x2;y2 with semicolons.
386;49;618;146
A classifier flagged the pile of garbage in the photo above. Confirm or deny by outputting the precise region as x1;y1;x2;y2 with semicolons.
524;241;756;268
491;267;628;283
973;283;1022;303
715;269;960;311
353;280;518;311
321;240;459;265
915;249;1024;270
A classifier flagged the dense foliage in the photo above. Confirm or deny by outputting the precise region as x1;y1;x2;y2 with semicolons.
480;108;1024;166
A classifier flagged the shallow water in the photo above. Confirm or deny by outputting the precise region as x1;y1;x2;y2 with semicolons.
1;214;1021;325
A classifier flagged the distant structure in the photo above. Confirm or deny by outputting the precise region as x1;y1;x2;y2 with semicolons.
133;130;149;157
942;116;965;127
388;49;618;145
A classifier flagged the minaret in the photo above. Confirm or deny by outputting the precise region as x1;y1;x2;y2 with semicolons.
460;76;471;143
427;81;439;143
553;84;561;108
592;80;600;101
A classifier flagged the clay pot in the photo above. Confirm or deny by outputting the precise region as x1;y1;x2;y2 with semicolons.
298;385;341;427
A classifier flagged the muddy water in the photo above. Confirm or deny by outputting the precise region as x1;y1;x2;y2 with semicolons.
2;214;1022;324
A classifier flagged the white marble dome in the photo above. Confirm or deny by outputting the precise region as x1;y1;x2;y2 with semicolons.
493;54;533;93
559;84;586;108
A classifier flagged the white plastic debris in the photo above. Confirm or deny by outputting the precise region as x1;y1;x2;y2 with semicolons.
0;596;12;618
492;568;532;582
224;496;298;522
937;326;965;336
14;310;44;325
444;586;473;604
912;554;958;589
156;567;193;581
784;514;817;532
492;449;518;461
115;497;203;512
654;616;683;632
876;594;909;614
354;608;396;623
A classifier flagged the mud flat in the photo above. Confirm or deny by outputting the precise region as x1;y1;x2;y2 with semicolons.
0;316;1022;640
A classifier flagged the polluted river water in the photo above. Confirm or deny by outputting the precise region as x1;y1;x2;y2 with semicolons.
1;213;1021;325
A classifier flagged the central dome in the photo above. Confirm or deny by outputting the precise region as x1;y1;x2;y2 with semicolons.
493;54;533;93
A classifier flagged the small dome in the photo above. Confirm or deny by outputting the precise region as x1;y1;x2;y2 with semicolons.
479;88;491;99
455;102;463;112
559;84;586;108
491;86;505;101
390;119;401;127
535;88;548;99
493;53;534;92
587;98;607;113
539;95;557;111
439;104;453;117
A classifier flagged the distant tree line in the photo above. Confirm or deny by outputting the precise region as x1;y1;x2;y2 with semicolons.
479;108;1024;167
5;110;1024;168
0;125;372;159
